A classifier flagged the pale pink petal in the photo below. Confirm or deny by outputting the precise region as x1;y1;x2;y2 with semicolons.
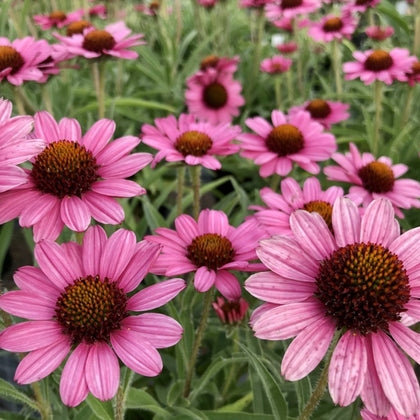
214;270;241;300
34;111;60;143
82;225;107;276
58;118;82;141
91;179;145;197
19;193;58;227
81;119;115;155
60;196;91;232
13;266;60;296
82;191;124;224
174;214;199;243
198;209;229;235
389;227;420;271
86;342;119;401
0;291;55;320
332;197;361;246
33;200;64;242
194;266;216;292
389;322;420;365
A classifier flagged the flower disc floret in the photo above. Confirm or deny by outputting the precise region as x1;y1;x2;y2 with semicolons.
31;140;99;199
266;124;304;156
82;30;116;53
175;131;213;157
49;11;67;22
282;0;303;8
303;200;333;231
365;50;393;72
305;99;331;119
358;161;395;193
66;20;93;36
203;82;228;109
0;46;24;74
323;17;343;32
316;242;410;335
55;275;128;345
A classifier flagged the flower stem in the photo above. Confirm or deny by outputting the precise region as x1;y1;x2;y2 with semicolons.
177;165;186;217
92;60;107;119
297;331;341;420
401;85;414;127
191;165;202;221
183;287;214;398
332;40;342;98
414;0;420;56
14;86;26;115
32;382;52;420
373;80;383;156
221;327;239;399
41;85;54;115
274;75;282;110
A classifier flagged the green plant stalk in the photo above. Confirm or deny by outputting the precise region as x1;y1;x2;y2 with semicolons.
373;80;383;157
32;382;52;420
177;165;186;217
191;165;202;221
286;70;293;108
221;327;239;399
183;287;215;398
297;331;341;420
401;85;414;127
14;86;26;115
414;0;420;56
332;40;342;97
92;60;107;119
41;84;54;115
175;0;183;44
114;369;134;420
274;75;282;110
293;19;304;97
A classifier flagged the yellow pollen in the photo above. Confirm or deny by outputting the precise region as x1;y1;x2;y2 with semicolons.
303;200;333;231
175;131;213;157
364;50;393;72
0;46;24;74
265;124;304;156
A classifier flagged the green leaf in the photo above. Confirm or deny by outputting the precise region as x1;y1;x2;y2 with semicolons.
203;412;276;420
0;378;39;413
217;392;253;412
126;388;171;416
85;394;113;420
0;221;13;275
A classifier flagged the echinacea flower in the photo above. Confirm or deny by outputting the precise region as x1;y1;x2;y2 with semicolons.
212;296;249;324
250;177;344;236
53;21;145;59
271;16;310;31
265;0;321;21
246;197;420;417
37;43;72;83
307;13;357;43
276;41;298;54
185;67;245;124
33;8;85;30
323;142;420;218
0;225;185;407
237;110;336;177
362;406;420;420
65;20;94;37
89;4;107;19
260;55;292;74
289;99;350;129
343;48;416;85
365;25;394;41
0;99;44;192
0;111;152;241
146;209;265;300
239;0;271;9
343;0;382;13
0;37;50;85
198;55;239;74
406;60;420;87
141;113;241;170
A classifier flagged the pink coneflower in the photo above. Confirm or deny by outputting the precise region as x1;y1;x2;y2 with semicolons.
246;197;420;417
198;55;239;75
324;142;420;218
343;0;382;13
343;48;416;85
265;0;321;20
65;20;94;37
141;113;241;170
0;225;185;407
272;16;310;31
53;21;145;59
212;296;249;324
197;0;219;7
365;25;394;41
37;43;72;83
0;37;50;85
289;99;350;129
362;406;420;419
250;177;344;236
33;9;85;30
89;4;107;19
0;111;152;241
260;55;292;74
237;110;336;177
276;41;298;54
307;13;357;43
146;209;265;300
0;99;45;193
240;0;271;8
406;60;420;87
185;68;245;124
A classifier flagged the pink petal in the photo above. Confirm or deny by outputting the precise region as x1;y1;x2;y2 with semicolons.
332;197;361;246
194;266;216;292
214;270;241;300
198;209;229;235
389;322;420;365
58;117;82;141
60;195;91;232
174;214;199;244
81;119;115;155
19;193;58;227
0;291;55;320
13;266;60;297
82;191;124;224
32;200;64;242
34;111;59;143
329;331;367;406
91;179;145;197
82;226;107;276
86;342;119;401
98;153;152;178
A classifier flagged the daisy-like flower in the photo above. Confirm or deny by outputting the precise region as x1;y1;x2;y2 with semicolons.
271;16;310;31
362;406;420;419
185;67;245;124
212;296;249;324
250;177;344;236
265;0;321;21
141;113;241;170
343;48;416;85
237;110;336;177
89;4;107;19
307;13;357;43
0;99;45;192
0;37;50;85
260;55;292;74
53;21;145;59
365;25;394;41
198;55;240;74
406;60;420;87
33;8;85;30
323;142;420;218
37;43;72;83
239;0;271;9
146;209;265;300
0;111;152;241
0;225;185;407
65;20;94;37
343;0;381;13
289;99;350;129
276;41;298;54
246;197;420;417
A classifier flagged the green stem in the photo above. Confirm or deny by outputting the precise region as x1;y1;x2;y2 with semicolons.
221;328;239;399
191;165;202;221
401;85;414;127
270;173;280;191
183;287;214;398
332;40;342;97
373;80;383;157
14;86;26;115
177;165;186;217
297;331;341;420
274;75;282;110
75;231;86;245
92;60;107;119
293;19;304;97
414;0;420;56
286;70;293;107
114;368;134;420
175;0;183;44
32;382;52;420
41;85;53;115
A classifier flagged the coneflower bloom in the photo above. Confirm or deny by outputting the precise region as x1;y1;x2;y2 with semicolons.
197;55;239;75
246;197;420;417
250;177;344;236
260;55;292;74
212;296;249;324
89;5;107;19
276;41;298;54
0;225;185;407
33;9;85;30
65;20;94;37
343;0;382;13
237;110;336;177
323;142;420;218
185;68;245;124
0;37;50;85
0;99;44;192
141;113;241;170
343;48;416;85
239;0;271;9
271;16;310;31
406;60;420;87
37;43;71;83
289;99;350;129
53;21;145;59
307;13;357;43
361;406;420;419
0;111;152;241
146;209;265;300
365;25;394;41
265;0;321;21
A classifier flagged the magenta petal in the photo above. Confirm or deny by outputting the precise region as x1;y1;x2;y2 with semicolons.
60;196;91;232
34;111;59;143
60;343;90;407
81;119;115;155
15;337;71;384
214;270;241;300
13;266;59;297
371;331;420;417
0;321;63;352
332;197;361;247
82;225;107;276
328;331;367;406
0;291;55;320
127;278;186;311
111;330;163;376
281;317;335;381
86;342;119;401
92;179;145;197
83;191;124;224
194;266;216;292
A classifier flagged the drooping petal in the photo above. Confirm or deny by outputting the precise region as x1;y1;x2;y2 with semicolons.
60;196;91;232
194;266;216;292
214;270;241;300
